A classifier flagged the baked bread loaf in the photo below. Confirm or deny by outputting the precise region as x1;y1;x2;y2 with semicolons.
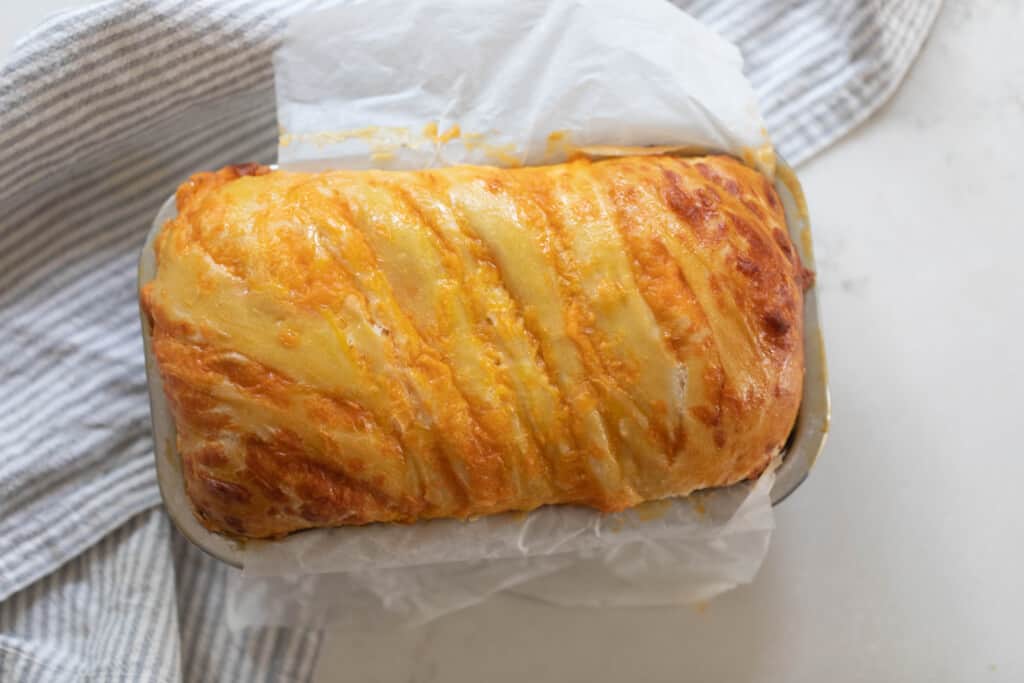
141;155;811;538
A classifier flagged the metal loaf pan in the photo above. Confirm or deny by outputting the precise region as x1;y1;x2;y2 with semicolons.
139;157;830;568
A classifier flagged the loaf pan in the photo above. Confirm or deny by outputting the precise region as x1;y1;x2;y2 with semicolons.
138;157;830;568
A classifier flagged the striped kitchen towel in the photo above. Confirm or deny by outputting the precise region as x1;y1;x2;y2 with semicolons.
0;0;940;681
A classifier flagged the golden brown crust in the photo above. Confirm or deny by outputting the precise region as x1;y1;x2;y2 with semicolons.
140;155;808;538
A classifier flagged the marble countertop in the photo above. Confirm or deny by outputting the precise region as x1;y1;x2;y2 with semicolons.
5;2;1022;681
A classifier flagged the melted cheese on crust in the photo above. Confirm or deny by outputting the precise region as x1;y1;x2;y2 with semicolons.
140;155;807;538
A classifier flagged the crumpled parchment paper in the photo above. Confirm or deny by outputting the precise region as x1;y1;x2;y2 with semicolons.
228;0;777;631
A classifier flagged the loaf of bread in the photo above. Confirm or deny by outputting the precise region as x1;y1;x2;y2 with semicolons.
140;155;811;538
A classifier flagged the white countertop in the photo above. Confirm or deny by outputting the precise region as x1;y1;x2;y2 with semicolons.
5;2;1023;681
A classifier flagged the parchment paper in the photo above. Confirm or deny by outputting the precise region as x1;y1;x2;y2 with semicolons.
274;0;772;173
229;0;777;631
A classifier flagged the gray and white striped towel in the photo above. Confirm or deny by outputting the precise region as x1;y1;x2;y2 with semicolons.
0;1;940;680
